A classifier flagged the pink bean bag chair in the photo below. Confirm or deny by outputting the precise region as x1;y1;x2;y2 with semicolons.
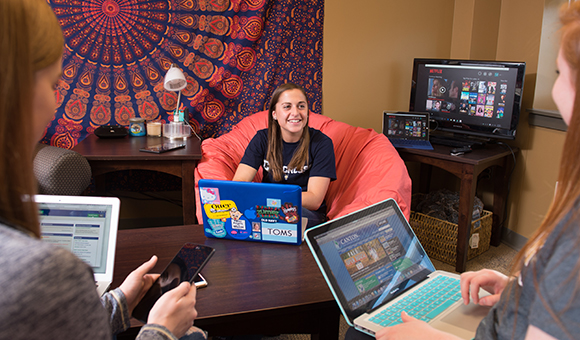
194;111;412;223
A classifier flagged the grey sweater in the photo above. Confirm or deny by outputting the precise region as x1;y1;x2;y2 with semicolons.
0;223;180;339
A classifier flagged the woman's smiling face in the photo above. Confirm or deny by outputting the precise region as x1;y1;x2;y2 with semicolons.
272;88;309;143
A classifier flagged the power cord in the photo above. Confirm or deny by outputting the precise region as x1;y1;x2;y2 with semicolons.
183;107;202;141
184;119;202;141
429;119;439;133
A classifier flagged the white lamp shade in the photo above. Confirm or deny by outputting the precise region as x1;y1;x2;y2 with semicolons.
164;65;187;92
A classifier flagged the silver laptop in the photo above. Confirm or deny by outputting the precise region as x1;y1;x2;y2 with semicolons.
35;195;121;296
305;198;490;338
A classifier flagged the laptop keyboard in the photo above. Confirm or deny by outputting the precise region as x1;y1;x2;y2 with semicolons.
369;275;461;327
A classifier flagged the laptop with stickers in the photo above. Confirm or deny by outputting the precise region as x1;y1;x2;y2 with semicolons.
383;111;434;150
35;195;120;296
305;198;490;338
198;179;303;245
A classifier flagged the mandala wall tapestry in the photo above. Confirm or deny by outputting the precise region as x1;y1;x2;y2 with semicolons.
43;0;324;149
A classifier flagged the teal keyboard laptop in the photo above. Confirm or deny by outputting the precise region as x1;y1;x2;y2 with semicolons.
370;275;461;326
305;198;490;338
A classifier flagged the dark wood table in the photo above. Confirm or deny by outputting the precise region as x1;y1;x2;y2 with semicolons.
397;142;517;272
113;225;340;339
72;134;202;224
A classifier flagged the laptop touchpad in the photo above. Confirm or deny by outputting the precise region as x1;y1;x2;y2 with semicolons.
441;303;491;330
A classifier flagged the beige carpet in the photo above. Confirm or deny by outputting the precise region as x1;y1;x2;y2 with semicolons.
265;242;518;340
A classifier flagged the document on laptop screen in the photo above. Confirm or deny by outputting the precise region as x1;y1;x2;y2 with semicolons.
39;204;113;274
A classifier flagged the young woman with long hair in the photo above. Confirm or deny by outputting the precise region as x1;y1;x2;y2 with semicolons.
367;3;580;340
0;1;202;338
233;83;336;228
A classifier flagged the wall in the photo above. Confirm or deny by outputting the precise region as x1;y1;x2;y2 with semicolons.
322;0;455;129
323;0;559;243
535;0;567;110
495;0;565;244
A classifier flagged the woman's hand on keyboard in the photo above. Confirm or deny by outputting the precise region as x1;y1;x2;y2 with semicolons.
375;312;460;340
460;269;509;307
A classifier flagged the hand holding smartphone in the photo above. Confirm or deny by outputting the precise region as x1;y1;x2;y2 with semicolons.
132;243;215;323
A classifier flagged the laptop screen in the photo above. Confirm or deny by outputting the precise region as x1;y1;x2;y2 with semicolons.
307;199;435;320
36;196;119;275
383;111;429;141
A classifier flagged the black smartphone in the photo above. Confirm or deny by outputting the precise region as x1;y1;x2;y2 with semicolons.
139;142;186;153
132;243;215;322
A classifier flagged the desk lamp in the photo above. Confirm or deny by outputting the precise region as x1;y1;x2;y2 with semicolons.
163;64;199;139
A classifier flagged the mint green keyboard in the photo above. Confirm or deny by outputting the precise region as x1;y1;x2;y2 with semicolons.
368;275;461;327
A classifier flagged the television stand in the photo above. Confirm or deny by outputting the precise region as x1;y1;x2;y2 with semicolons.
429;135;487;149
396;143;518;272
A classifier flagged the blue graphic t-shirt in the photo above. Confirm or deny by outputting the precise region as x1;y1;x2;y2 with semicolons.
240;127;336;213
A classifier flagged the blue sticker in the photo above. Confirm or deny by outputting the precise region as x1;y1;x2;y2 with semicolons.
267;198;281;208
206;219;226;238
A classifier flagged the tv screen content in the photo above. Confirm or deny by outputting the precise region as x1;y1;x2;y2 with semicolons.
410;59;526;140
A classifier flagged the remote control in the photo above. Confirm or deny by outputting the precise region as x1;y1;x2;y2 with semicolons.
450;146;472;156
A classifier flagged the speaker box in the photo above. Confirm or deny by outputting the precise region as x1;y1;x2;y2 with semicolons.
94;125;128;138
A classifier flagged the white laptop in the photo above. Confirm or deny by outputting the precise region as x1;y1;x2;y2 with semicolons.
305;198;490;339
35;195;121;296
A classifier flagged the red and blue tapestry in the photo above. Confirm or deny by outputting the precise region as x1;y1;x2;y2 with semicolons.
43;0;324;149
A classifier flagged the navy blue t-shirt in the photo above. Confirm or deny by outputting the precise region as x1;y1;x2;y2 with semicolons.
240;127;336;213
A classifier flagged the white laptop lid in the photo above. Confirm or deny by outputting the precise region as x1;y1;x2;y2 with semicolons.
35;195;120;294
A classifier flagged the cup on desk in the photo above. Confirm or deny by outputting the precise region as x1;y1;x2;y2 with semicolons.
147;121;162;137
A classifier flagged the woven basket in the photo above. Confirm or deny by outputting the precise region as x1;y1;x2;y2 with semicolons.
409;210;493;266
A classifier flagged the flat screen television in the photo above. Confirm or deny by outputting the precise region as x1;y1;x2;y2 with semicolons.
409;58;526;140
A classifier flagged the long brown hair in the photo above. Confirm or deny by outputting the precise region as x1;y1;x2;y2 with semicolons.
266;83;310;182
0;0;64;237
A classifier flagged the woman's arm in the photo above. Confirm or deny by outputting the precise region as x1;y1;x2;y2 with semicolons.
3;245;114;339
233;163;258;182
109;255;200;339
302;176;331;210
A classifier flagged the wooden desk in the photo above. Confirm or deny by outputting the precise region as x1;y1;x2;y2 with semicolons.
72;134;202;224
113;225;340;339
397;143;517;272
